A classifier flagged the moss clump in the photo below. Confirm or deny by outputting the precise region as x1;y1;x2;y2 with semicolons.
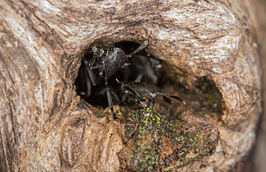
128;108;162;171
121;107;219;171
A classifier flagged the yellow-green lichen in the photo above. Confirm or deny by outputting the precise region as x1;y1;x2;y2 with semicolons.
121;107;219;171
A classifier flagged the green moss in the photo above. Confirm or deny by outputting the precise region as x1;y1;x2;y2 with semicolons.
122;107;219;171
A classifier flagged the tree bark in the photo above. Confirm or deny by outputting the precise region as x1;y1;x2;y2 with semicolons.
0;0;263;171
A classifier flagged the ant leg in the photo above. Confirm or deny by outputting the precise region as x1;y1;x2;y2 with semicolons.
132;55;158;84
103;63;117;119
116;79;136;104
148;57;162;72
146;57;160;84
102;62;108;86
121;90;135;104
110;89;120;103
90;65;102;70
87;68;96;86
85;73;92;96
83;58;96;90
147;99;154;109
106;87;116;119
79;77;92;97
135;73;143;82
79;59;92;97
127;40;149;57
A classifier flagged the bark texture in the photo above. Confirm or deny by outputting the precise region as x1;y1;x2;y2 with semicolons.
0;0;262;171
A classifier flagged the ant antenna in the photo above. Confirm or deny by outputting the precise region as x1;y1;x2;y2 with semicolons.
157;92;186;104
127;40;149;57
90;65;102;70
115;78;126;88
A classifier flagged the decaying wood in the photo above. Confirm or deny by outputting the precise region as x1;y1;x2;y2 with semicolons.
0;0;263;171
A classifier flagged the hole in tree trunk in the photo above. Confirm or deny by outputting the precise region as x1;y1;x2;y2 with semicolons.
74;40;224;170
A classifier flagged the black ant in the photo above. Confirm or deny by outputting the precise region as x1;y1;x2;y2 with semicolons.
116;79;185;110
78;41;148;119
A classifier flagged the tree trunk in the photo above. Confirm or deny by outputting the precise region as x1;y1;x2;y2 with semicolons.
0;0;263;171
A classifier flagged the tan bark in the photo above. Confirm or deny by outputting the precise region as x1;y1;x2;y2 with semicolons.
0;0;263;171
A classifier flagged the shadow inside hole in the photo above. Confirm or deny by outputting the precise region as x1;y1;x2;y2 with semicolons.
74;41;224;117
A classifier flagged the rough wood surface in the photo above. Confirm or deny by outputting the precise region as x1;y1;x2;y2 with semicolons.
0;0;262;171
